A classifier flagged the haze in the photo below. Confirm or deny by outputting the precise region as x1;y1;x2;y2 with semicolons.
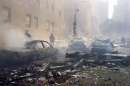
0;0;129;49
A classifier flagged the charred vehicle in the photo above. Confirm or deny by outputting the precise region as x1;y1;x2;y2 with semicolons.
0;40;58;68
65;38;89;58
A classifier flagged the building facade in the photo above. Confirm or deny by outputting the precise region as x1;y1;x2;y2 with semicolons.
0;0;98;50
0;0;66;49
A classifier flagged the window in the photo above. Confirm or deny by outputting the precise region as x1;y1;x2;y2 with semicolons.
0;6;11;23
46;0;49;8
34;16;39;28
59;11;62;17
51;0;55;12
25;14;31;28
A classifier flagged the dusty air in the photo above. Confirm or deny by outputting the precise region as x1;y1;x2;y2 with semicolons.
0;0;130;86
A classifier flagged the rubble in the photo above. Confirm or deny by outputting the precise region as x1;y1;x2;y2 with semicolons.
0;48;58;68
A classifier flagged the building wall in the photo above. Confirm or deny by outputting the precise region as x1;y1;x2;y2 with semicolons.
113;0;130;22
0;0;66;49
64;0;99;44
0;0;98;49
95;0;108;25
112;0;130;37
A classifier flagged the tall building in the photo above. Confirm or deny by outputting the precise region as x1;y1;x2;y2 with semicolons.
113;0;130;23
112;0;130;36
100;0;130;39
0;0;40;49
0;0;66;49
64;0;99;43
95;0;109;25
0;0;99;49
40;0;66;47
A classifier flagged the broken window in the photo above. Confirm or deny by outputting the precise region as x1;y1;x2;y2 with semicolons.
0;6;11;23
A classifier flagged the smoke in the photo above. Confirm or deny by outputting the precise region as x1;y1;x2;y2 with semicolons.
64;0;100;44
1;0;129;51
0;21;35;51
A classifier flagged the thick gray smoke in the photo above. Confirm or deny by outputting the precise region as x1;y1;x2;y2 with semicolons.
99;0;130;39
0;0;129;50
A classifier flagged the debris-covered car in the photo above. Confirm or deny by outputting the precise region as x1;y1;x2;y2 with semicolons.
0;40;58;68
91;39;113;55
66;38;89;58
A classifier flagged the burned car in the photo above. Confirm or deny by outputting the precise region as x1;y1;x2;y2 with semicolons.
91;39;113;55
25;40;53;49
65;38;89;58
0;40;58;68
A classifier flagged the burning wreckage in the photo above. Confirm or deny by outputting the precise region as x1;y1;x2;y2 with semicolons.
0;39;130;86
0;40;63;85
66;39;130;67
0;39;76;86
0;40;58;67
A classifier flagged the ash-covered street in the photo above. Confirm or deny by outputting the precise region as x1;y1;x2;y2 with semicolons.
0;0;130;86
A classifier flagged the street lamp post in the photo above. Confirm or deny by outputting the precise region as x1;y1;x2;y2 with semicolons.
73;8;79;38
